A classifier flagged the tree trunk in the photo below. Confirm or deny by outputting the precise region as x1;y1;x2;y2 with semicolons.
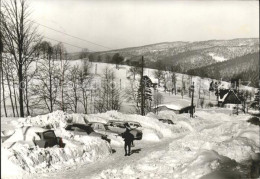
6;72;15;116
25;76;30;116
18;63;24;117
74;89;77;113
11;73;19;116
49;56;53;112
1;70;8;117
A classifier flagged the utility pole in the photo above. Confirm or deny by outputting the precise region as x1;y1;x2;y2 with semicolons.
237;80;240;115
140;56;145;116
0;0;2;118
190;82;195;118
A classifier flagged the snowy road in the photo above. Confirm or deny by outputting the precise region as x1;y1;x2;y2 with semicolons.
25;135;186;179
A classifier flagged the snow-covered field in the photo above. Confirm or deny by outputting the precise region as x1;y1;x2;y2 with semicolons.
1;61;256;116
1;109;259;179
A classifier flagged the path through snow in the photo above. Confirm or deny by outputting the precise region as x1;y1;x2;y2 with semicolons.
25;136;185;179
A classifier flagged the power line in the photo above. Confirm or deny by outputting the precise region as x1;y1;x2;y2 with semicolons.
30;20;113;50
43;36;96;52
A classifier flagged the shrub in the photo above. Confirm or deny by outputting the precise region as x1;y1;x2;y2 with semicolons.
206;102;214;108
247;117;260;126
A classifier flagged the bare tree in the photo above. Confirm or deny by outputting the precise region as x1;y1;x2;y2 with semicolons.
31;41;59;113
181;75;186;99
153;92;164;114
1;0;41;117
1;64;8;117
53;43;70;111
153;69;164;87
169;67;177;95
78;60;92;114
125;79;140;113
95;67;122;113
79;48;89;59
2;55;16;116
65;65;81;113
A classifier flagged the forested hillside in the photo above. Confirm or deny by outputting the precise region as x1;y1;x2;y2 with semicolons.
187;52;259;87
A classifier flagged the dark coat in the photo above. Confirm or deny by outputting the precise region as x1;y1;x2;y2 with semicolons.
122;129;134;143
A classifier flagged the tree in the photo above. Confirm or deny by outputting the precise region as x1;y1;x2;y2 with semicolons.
153;92;163;114
77;60;92;114
53;43;70;111
169;66;177;95
137;76;153;115
79;48;89;59
2;55;16;116
254;89;259;110
128;61;142;80
65;65;81;113
112;53;124;69
95;67;122;113
31;41;59;113
1;0;41;117
153;70;164;87
125;79;140;113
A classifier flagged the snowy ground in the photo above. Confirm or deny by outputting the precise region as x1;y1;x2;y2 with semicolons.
1;61;256;116
1;109;259;179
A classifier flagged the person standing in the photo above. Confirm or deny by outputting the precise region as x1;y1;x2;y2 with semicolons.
122;123;134;156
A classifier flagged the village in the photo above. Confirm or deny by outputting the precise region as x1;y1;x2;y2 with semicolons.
1;0;259;179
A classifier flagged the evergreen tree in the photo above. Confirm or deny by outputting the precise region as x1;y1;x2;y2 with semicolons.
137;76;153;114
254;89;260;110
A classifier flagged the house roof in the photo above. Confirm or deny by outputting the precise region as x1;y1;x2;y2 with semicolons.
156;99;193;111
220;90;242;104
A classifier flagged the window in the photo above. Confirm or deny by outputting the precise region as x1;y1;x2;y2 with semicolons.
43;131;56;139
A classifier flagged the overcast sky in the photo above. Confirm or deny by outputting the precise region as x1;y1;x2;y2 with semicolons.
29;0;259;52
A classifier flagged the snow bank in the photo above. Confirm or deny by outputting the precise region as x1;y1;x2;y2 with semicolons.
4;109;254;178
18;111;69;129
1;136;111;179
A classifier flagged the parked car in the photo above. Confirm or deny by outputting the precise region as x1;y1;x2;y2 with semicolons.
128;121;142;129
2;127;64;148
34;129;64;148
106;120;143;140
158;119;175;125
65;123;111;143
88;122;118;136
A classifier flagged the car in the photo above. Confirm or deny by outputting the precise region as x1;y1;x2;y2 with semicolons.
106;120;143;140
2;126;64;148
34;129;64;148
65;123;111;143
158;119;175;125
128;121;142;129
88;122;118;136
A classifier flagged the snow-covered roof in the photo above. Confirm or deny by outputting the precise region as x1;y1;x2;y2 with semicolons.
219;90;241;103
157;99;192;110
150;77;158;84
219;92;229;102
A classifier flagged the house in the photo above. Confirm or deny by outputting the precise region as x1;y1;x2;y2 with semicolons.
143;75;157;89
218;89;243;106
218;89;247;113
153;99;195;114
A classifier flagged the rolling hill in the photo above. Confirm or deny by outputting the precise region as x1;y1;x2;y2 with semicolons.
71;38;259;87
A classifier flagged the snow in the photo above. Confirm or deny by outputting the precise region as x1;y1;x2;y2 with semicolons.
208;53;227;62
86;111;258;179
1;109;260;179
